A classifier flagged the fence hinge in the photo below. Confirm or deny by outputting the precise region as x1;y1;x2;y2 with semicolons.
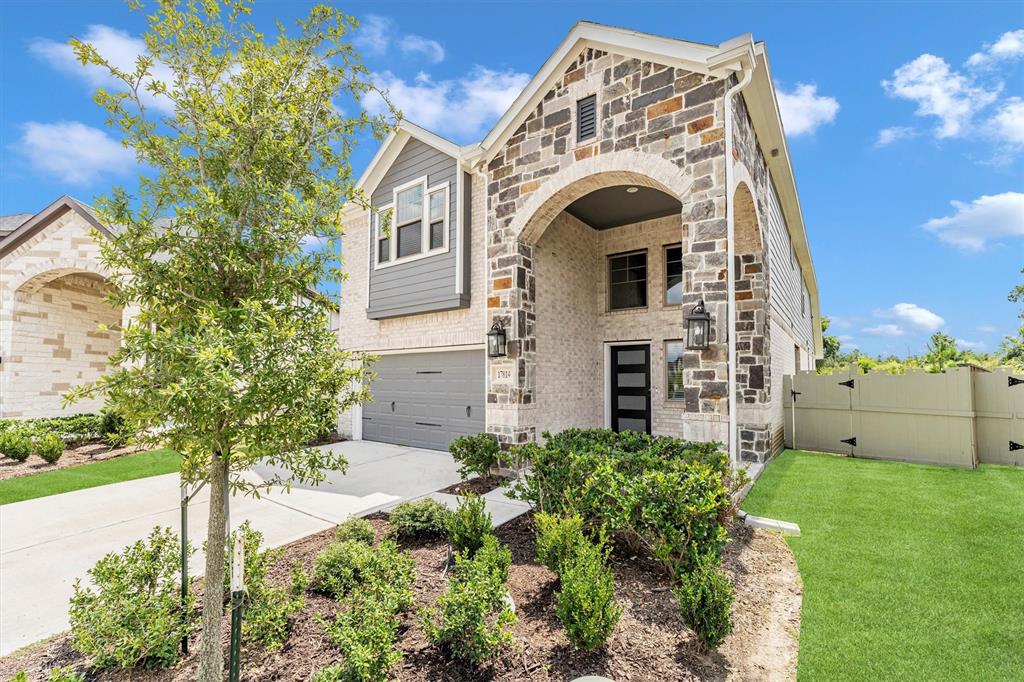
1011;441;1023;452
1010;376;1024;388
838;379;855;389
840;437;857;447
790;389;802;401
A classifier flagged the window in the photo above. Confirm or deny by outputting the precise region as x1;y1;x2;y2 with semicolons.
794;344;801;371
577;95;597;142
665;341;686;401
665;244;683;305
609;250;647;310
374;177;449;268
373;207;392;264
429;190;446;250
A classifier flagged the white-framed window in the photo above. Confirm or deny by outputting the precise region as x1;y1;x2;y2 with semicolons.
665;340;686;401
373;176;449;269
372;204;393;265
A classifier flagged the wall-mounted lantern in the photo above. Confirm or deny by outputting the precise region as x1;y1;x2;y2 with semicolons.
487;320;507;358
685;299;711;350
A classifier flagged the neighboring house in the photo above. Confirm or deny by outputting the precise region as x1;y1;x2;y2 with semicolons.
0;197;340;420
337;23;821;464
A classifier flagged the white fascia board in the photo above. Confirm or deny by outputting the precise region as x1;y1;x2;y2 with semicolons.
354;120;463;201
475;23;736;168
746;45;822;356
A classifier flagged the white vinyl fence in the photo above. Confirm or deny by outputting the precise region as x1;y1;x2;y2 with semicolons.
783;365;1024;468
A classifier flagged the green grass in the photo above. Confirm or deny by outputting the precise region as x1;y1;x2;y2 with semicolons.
0;449;180;505
742;450;1024;681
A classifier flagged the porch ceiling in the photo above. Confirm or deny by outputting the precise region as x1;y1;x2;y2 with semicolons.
564;184;681;230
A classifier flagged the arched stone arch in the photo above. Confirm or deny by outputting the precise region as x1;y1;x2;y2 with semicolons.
508;151;694;245
12;257;113;295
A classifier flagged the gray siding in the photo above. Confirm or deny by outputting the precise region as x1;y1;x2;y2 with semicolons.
766;175;813;349
368;137;468;319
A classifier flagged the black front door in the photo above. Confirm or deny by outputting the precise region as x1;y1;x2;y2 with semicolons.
610;344;651;434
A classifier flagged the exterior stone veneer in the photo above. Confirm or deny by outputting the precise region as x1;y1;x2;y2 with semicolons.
484;48;735;446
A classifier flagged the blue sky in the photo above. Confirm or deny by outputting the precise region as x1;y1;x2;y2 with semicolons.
1;1;1021;357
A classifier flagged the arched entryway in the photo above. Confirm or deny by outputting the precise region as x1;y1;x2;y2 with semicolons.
4;269;122;417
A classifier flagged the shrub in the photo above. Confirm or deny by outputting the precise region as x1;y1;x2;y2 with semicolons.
508;428;734;575
388;498;451;539
336;517;376;545
673;551;735;649
245;561;309;651
68;526;193;669
534;512;586;576
447;493;492;557
9;673;27;682
555;536;621;650
313;539;373;598
100;408;131;447
0;430;32;462
362;539;416;612
45;668;85;682
320;593;402;682
422;535;515;664
449;432;501;479
34;432;65;464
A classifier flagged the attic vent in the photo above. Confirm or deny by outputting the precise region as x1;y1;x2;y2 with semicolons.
577;95;597;142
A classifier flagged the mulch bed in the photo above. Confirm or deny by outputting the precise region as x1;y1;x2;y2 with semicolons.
0;515;801;681
0;442;142;482
307;431;347;448
437;475;507;497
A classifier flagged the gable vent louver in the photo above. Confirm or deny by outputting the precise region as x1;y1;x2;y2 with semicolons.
577;95;597;142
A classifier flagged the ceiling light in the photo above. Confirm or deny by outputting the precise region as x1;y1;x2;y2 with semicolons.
626;187;639;193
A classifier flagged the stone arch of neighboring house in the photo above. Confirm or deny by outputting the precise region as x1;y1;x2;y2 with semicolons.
2;260;123;419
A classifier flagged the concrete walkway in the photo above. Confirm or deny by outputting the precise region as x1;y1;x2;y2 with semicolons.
0;441;463;655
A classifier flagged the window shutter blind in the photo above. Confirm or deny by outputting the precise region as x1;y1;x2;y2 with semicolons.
577;95;597;141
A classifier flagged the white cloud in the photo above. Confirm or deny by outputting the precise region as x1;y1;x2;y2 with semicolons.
366;66;530;141
837;334;858;348
875;125;917;147
864;324;905;337
354;15;393;56
17;121;135;184
30;24;175;114
775;83;839;136
956;338;987;351
990;97;1024;146
882;53;999;138
978;324;998;334
400;35;445;64
923;191;1024;251
967;29;1024;68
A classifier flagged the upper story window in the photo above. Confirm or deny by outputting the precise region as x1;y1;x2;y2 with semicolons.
609;250;647;310
665;244;683;305
374;176;449;269
373;207;392;264
577;95;597;142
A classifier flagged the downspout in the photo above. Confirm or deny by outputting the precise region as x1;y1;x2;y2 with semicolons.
724;50;754;470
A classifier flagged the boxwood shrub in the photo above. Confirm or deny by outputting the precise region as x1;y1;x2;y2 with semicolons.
34;432;66;464
449;432;501;479
388;498;451;539
446;493;492;558
674;551;735;649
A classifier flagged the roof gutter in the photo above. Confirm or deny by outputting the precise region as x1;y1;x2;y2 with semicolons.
722;39;756;470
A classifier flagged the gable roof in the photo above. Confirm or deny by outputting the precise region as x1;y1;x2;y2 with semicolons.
353;120;463;201
0;195;112;259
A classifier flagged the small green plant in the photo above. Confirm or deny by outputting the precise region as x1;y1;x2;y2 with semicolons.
320;593;403;682
449;432;501;479
45;668;85;682
245;561;309;651
336;517;376;545
422;535;515;664
99;407;131;447
534;512;586;576
555;536;621;650
0;430;32;462
363;539;416;612
68;526;193;669
313;539;373;598
447;493;493;557
673;551;735;649
388;498;451;539
9;672;28;682
34;432;65;464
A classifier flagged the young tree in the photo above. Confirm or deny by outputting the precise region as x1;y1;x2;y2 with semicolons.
820;316;842;367
924;332;959;373
65;2;395;679
1001;267;1024;369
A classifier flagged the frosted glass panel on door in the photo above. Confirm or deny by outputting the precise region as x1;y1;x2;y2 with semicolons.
618;418;647;433
618;349;646;365
617;372;645;387
618;395;646;410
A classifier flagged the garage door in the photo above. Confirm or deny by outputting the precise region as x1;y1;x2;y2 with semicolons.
363;350;485;450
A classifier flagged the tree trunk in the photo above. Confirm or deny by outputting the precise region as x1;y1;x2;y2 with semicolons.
197;453;228;682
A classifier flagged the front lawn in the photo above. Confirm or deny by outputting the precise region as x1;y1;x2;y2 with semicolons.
0;448;179;505
743;450;1024;681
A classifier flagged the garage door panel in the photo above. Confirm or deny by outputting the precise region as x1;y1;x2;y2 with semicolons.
363;350;485;450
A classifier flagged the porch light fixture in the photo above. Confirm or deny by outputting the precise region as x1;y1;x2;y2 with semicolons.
685;299;711;350
625;186;639;193
487;320;507;358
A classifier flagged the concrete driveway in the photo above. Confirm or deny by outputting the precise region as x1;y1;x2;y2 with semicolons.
0;441;462;656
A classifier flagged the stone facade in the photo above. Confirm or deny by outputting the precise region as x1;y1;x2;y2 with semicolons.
0;209;122;418
484;48;734;446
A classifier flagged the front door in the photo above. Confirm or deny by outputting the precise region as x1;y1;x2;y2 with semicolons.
610;344;651;434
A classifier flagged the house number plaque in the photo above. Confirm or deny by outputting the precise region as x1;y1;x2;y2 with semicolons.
491;364;514;386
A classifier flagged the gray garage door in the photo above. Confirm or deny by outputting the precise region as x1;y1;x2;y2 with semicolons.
363;350;485;451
